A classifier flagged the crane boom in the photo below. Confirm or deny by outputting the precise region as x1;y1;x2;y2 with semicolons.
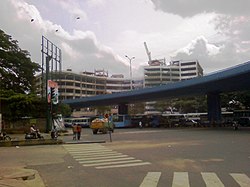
144;42;152;63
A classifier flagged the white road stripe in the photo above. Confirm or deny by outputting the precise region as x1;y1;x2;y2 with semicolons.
96;162;151;169
64;144;151;169
172;172;190;187
66;148;109;152
68;149;114;154
83;159;143;167
73;152;122;158
78;157;135;164
70;152;119;157
75;154;128;161
66;147;108;151
139;172;161;187
230;173;250;187
201;172;224;187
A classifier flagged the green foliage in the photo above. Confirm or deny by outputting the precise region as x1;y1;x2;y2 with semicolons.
94;106;112;115
221;91;250;110
56;103;72;117
0;29;44;121
154;96;207;113
0;91;47;121
0;29;40;94
129;102;145;115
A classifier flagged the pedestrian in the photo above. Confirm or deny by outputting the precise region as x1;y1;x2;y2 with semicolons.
76;124;82;140
72;123;77;140
139;121;142;128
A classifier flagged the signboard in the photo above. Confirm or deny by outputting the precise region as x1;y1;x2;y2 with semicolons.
48;80;59;104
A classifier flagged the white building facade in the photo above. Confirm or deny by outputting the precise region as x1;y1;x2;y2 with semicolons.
143;59;203;114
144;59;203;87
35;69;143;117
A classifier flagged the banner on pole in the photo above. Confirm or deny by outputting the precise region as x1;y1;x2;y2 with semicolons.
48;80;59;104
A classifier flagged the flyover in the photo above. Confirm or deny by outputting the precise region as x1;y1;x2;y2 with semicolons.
63;61;250;122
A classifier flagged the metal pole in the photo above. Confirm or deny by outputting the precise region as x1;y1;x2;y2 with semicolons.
46;55;52;133
125;55;135;90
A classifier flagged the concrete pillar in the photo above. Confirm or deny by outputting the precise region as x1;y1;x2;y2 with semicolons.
207;93;221;125
118;103;128;115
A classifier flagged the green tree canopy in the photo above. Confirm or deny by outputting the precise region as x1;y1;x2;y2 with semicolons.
0;29;40;94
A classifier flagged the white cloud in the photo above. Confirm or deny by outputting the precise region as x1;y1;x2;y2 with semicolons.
57;0;87;21
151;0;250;17
1;0;129;76
1;0;250;79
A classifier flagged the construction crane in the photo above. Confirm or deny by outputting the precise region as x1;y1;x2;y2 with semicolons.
144;42;152;64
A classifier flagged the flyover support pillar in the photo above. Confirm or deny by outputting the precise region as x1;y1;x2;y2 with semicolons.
207;92;221;125
118;103;128;115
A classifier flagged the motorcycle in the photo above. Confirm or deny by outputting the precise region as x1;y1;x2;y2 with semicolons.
233;121;239;130
25;130;44;139
50;129;58;140
0;132;11;141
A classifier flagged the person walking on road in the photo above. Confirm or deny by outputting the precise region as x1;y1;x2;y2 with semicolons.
72;123;77;140
76;124;82;140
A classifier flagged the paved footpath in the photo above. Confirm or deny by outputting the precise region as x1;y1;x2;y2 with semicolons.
0;131;105;187
0;167;45;187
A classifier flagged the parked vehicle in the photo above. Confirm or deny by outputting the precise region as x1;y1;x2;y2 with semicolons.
64;117;91;128
0;132;11;141
90;118;114;134
25;130;44;139
113;114;131;128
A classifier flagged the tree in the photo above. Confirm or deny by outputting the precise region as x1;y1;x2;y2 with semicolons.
0;29;43;121
0;90;47;121
221;91;250;110
56;103;72;117
0;29;40;94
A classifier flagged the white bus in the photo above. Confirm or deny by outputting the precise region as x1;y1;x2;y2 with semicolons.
64;117;91;128
72;117;91;128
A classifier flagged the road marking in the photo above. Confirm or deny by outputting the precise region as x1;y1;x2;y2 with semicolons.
68;149;114;154
201;172;224;187
63;144;151;169
96;162;151;169
75;154;128;161
78;157;135;164
73;152;123;158
83;159;142;167
230;173;250;187
172;172;190;187
139;172;161;187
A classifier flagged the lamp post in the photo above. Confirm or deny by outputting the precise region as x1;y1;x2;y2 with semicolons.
125;55;135;90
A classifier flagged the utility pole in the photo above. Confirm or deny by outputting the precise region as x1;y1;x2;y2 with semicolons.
45;55;52;133
125;55;135;90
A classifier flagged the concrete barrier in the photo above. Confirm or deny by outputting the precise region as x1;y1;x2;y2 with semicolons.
0;139;63;147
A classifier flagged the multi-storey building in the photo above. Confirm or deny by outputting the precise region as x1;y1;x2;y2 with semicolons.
35;69;143;116
144;59;203;87
143;59;203;114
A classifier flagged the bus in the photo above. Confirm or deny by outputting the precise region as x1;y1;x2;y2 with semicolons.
63;118;74;128
113;114;132;128
63;117;91;128
72;117;91;128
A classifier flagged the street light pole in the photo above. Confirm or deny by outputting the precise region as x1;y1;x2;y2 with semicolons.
125;55;135;90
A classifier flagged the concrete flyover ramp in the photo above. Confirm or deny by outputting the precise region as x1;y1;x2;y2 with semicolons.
63;61;250;108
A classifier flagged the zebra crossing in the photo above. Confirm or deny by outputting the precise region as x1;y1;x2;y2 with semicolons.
139;172;250;187
63;143;151;169
63;144;250;186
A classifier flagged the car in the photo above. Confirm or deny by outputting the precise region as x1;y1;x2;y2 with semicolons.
238;117;250;126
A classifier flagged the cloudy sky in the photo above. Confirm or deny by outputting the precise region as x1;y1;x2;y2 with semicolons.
1;0;250;78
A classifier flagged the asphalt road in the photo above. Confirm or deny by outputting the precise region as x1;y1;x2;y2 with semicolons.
1;127;250;187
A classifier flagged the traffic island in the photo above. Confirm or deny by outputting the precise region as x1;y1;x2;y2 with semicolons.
0;139;63;147
0;167;46;187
